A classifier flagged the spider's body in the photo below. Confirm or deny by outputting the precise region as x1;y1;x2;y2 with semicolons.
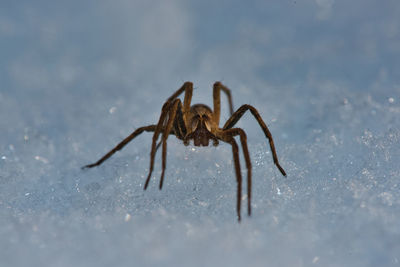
83;82;286;221
185;104;218;147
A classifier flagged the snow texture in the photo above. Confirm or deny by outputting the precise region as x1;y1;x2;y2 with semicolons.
1;0;400;266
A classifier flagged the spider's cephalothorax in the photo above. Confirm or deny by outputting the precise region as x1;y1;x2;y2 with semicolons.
185;104;218;147
82;81;286;221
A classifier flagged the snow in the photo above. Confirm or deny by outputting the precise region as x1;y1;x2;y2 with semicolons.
1;0;400;266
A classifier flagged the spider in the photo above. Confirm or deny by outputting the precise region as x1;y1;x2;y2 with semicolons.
82;81;286;221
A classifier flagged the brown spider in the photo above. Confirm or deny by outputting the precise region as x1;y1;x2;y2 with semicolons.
82;81;286;221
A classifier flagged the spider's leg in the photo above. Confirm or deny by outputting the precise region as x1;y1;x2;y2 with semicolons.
224;128;252;217
173;98;187;139
213;82;234;126
159;99;182;189
228;137;243;222
166;81;193;123
144;102;170;189
82;125;157;169
223;104;286;177
182;82;193;119
218;133;243;222
166;81;193;105
155;128;177;151
144;82;192;189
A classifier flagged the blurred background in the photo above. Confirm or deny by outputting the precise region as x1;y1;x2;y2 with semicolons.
1;0;399;266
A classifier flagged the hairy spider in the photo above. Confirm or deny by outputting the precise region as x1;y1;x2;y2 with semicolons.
82;81;286;221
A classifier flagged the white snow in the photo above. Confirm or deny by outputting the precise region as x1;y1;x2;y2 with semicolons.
1;0;400;266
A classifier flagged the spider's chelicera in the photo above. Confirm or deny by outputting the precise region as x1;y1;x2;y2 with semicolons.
82;82;286;221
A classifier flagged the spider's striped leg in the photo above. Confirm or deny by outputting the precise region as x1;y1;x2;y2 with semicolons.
82;125;157;169
223;104;286;177
159;99;182;189
224;128;252;217
213;82;234;126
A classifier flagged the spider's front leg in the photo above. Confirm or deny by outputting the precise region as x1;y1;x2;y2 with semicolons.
166;81;193;125
158;99;185;189
144;82;191;190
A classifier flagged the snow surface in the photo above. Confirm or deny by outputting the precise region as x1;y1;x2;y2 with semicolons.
1;0;400;266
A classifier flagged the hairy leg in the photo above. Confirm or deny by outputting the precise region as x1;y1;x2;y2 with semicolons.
213;82;234;126
223;104;286;176
82;125;157;169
